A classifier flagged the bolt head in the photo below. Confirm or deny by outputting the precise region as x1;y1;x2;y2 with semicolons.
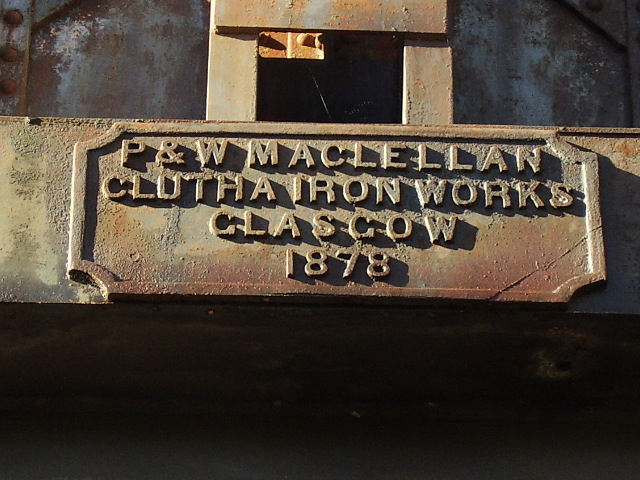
1;46;20;63
584;0;604;12
0;79;18;94
3;10;23;25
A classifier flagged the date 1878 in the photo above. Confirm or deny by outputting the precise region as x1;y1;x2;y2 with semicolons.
285;249;392;279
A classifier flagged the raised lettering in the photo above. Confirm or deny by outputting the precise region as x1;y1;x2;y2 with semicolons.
195;139;228;168
383;144;407;169
132;174;156;200
273;212;301;238
121;140;146;167
376;178;401;205
243;211;267;236
386;214;412;242
550;183;574;208
517;147;542;173
217;174;244;202
343;179;369;204
447;145;473;171
418;144;442;170
479;146;508;172
247;140;279;167
425;215;458;243
155;140;185;166
183;173;214;202
415;178;447;206
484;181;512;208
312;214;336;238
321;145;347;168
250;176;277;202
516;181;544;208
348;215;375;240
310;178;335;203
292;176;302;204
289;142;316;168
452;180;478;206
353;142;376;168
157;173;182;200
102;177;128;199
210;211;236;236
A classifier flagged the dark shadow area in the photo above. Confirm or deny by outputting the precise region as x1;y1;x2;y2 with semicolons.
257;32;403;124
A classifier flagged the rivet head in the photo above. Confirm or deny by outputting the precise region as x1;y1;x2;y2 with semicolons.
0;79;18;94
3;10;23;25
584;0;604;12
1;46;20;63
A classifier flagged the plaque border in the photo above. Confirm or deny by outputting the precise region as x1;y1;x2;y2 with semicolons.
68;122;606;303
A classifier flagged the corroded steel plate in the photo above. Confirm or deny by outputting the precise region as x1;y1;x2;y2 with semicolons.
213;0;447;34
68;123;604;302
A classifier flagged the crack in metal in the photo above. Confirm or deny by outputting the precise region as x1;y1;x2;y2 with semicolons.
488;225;603;301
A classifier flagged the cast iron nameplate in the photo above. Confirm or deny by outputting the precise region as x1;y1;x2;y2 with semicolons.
68;122;605;302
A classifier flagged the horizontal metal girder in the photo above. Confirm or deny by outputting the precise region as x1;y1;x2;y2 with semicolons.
0;118;639;313
212;0;448;34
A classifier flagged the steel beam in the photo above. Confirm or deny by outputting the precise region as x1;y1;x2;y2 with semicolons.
1;118;640;312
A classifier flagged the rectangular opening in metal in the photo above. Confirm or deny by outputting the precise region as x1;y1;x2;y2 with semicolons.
257;32;403;124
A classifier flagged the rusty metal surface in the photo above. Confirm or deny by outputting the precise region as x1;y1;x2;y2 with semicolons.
628;0;640;127
213;0;448;35
27;0;209;119
402;41;453;125
561;131;640;313
0;117;114;304
8;119;640;311
557;0;628;46
452;0;630;127
68;122;604;303
0;0;626;127
0;0;30;115
34;0;79;25
207;33;257;121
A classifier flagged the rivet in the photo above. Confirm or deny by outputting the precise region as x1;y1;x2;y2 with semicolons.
0;79;18;94
1;46;20;63
584;0;604;12
3;10;23;26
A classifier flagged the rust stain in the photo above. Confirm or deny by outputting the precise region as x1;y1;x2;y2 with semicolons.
618;141;640;157
67;122;605;303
